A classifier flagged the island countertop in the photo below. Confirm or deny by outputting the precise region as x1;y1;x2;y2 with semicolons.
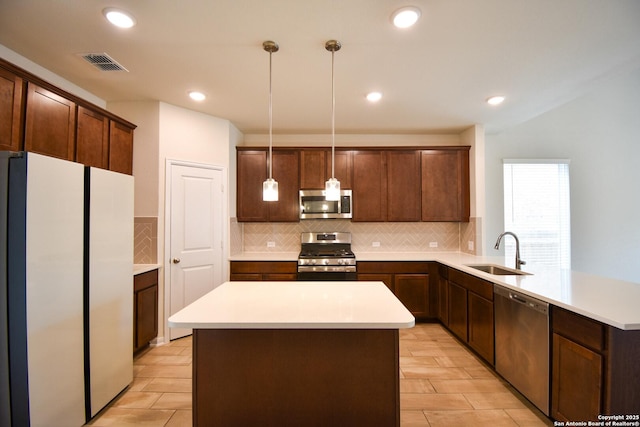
168;281;415;329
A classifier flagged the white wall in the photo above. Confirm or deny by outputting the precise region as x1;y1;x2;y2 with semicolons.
485;66;640;283
108;101;160;217
108;101;240;343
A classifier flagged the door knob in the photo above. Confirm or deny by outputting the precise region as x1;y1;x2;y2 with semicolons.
172;258;181;264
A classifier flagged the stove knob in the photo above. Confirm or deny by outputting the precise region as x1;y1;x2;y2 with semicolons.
323;259;329;265
311;259;317;265
338;259;345;265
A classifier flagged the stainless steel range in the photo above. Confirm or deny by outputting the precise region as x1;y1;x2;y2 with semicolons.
297;232;357;281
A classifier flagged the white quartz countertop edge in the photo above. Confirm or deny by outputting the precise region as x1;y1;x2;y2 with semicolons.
230;251;640;330
168;281;415;330
134;264;161;275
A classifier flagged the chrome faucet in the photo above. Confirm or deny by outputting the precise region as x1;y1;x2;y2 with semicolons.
494;231;526;270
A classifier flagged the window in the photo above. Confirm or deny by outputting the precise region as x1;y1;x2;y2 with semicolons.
503;160;571;268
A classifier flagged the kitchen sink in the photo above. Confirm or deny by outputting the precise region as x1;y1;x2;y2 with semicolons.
466;264;531;276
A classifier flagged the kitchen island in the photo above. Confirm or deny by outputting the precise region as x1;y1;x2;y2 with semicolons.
168;281;414;427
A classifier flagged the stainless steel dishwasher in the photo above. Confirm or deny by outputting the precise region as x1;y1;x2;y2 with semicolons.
494;285;550;415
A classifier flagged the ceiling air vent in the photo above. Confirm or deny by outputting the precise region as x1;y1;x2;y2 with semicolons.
80;52;128;72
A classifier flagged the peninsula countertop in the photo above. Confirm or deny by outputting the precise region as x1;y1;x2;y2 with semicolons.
230;251;640;330
168;281;416;330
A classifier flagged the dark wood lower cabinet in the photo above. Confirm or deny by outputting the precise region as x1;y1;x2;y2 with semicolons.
134;269;159;352
551;306;640;420
447;281;468;341
552;333;602;421
230;261;297;281
358;273;394;292
445;268;494;365
467;291;494;364
394;274;430;318
226;259;640;422
193;328;400;426
357;262;435;320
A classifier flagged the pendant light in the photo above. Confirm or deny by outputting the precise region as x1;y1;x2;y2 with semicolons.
325;40;341;201
262;40;279;201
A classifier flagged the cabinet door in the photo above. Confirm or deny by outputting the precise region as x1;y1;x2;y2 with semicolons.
358;273;394;292
394;274;430;318
421;149;470;221
437;270;449;326
387;150;421;221
552;333;603;422
328;150;353;189
352;150;387;221
24;83;76;160
135;284;158;350
468;292;494;364
268;150;300;222
300;149;327;189
134;270;159;352
230;273;262;281
263;273;297;281
109;120;134;175
0;67;24;151
448;281;468;341
76;106;109;169
237;150;269;221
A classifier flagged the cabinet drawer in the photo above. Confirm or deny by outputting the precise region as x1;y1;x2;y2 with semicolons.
552;306;605;352
230;261;297;275
449;268;493;300
357;261;429;274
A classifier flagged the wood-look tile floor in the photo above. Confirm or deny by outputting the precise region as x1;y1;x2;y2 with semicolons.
87;323;552;426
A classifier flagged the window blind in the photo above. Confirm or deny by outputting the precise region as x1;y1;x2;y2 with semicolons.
503;160;571;269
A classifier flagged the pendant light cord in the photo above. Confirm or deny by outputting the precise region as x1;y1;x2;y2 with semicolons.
268;48;273;180
331;48;335;179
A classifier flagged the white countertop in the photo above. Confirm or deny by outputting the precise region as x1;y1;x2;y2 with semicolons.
230;251;640;330
168;281;415;330
133;264;161;275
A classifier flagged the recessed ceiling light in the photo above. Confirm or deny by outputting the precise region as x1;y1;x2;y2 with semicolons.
486;96;505;106
366;92;382;102
103;8;136;28
189;91;206;101
391;6;421;29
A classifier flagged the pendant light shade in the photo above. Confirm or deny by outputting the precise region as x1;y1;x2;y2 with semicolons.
263;40;279;202
325;40;341;201
262;178;278;201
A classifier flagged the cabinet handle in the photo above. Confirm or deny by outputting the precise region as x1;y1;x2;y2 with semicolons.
172;258;181;264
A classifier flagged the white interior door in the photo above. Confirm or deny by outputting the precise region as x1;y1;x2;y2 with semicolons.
169;162;225;340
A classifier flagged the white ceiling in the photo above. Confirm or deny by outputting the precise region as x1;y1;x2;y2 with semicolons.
1;0;640;135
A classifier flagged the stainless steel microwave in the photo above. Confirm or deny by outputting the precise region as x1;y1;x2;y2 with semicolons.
299;189;352;219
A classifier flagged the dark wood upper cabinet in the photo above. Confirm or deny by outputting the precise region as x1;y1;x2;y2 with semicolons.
300;149;327;189
76;106;109;169
237;150;269;221
24;82;76;161
328;150;353;189
1;58;136;174
421;148;470;222
387;150;421;221
300;149;353;190
268;150;300;222
352;150;387;221
108;121;134;175
240;146;470;223
0;66;25;151
237;148;300;222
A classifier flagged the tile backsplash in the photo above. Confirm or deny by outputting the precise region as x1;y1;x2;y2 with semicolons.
134;217;158;263
232;218;481;255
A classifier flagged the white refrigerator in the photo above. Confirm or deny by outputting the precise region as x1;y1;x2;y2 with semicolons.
0;152;133;426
